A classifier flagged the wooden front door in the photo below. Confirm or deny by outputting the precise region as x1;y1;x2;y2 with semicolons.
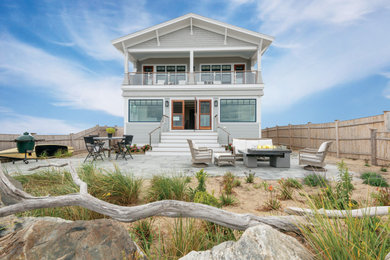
172;100;185;130
199;100;212;130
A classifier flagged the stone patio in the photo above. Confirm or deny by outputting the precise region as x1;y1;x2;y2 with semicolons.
1;152;353;181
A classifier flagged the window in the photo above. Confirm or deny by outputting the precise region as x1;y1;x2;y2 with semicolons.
220;99;256;122
129;99;163;122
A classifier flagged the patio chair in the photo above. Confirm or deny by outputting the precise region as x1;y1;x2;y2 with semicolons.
83;136;104;162
299;141;333;170
89;135;106;157
187;139;213;166
114;135;134;160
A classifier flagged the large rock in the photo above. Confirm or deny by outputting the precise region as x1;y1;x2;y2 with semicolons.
180;223;312;260
0;216;144;260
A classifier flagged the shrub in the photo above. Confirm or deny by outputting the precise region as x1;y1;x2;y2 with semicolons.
371;187;390;206
233;179;241;187
284;178;303;189
303;173;328;187
380;167;387;172
219;193;237;206
244;170;256;183
194;191;220;208
361;172;389;187
195;169;207;192
148;175;190;201
335;161;354;204
222;172;236;194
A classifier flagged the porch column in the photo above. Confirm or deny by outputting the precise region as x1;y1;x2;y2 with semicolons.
189;50;194;84
124;51;129;84
257;39;263;83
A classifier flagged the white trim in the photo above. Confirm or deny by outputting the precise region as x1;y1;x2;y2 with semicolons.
218;97;258;124
190;17;193;35
126;97;166;123
112;13;274;44
224;28;227;45
155;30;160;46
128;46;257;53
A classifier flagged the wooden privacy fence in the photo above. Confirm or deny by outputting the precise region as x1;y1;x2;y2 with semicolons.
262;112;390;166
0;125;124;152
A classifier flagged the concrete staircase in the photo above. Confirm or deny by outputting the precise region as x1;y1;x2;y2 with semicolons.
146;131;226;156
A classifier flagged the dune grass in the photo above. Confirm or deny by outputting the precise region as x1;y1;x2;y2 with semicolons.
14;164;142;220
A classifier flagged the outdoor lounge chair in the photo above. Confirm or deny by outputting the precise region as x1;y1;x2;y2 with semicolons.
299;141;333;170
187;139;213;166
83;136;104;162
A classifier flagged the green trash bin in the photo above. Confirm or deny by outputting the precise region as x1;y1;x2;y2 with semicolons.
15;132;35;154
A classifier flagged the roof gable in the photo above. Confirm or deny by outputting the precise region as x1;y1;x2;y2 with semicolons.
130;26;256;49
112;13;273;54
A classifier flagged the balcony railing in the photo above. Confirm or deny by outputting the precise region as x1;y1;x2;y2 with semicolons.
124;71;262;85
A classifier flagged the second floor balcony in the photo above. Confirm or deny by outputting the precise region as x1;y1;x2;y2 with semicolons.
124;70;262;86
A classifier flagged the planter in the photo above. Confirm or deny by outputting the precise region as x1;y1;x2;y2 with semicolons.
107;133;113;138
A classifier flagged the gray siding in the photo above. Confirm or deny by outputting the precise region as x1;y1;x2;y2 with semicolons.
131;26;256;49
124;122;160;145
217;123;260;145
138;57;251;72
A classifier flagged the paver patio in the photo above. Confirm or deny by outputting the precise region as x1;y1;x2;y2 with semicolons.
1;153;353;180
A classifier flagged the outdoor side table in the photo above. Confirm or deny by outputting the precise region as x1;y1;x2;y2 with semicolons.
93;137;125;158
240;149;292;168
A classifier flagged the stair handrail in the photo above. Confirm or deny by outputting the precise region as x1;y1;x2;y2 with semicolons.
214;114;231;145
149;115;169;146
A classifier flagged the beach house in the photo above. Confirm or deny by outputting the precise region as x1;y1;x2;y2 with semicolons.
112;13;273;154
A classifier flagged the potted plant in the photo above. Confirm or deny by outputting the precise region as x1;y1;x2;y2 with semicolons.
106;127;116;138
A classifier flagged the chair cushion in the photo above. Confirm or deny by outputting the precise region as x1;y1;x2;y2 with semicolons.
318;142;328;153
214;152;233;159
232;139;246;153
192;141;198;149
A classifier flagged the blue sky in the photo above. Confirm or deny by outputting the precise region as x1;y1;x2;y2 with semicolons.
0;0;389;134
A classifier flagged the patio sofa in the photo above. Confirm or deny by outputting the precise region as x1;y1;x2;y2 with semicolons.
232;138;273;160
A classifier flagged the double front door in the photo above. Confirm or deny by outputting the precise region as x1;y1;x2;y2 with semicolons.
171;100;212;130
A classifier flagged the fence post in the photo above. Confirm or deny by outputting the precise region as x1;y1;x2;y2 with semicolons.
307;122;311;148
384;111;390;131
370;128;377;166
276;125;279;145
288;124;292;149
335;120;340;158
70;133;74;149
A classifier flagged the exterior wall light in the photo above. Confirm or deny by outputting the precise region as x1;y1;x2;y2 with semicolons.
165;100;169;107
214;100;218;107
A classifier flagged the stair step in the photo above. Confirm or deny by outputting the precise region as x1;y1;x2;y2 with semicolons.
152;147;226;152
162;131;217;136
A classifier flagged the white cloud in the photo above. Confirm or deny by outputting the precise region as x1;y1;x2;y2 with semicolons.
0;34;123;117
254;0;390;111
0;110;86;134
58;1;158;61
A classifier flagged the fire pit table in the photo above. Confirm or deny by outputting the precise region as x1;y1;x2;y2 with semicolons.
240;148;292;168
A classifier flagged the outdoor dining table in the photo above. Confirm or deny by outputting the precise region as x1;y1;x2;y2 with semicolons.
93;136;125;158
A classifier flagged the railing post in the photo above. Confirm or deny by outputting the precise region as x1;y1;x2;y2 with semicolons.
370;128;377;166
149;134;152;146
276;125;279;145
288;124;292;149
335;120;340;158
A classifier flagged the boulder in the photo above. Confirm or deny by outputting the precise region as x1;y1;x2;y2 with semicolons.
0;173;24;206
0;216;145;260
180;223;312;260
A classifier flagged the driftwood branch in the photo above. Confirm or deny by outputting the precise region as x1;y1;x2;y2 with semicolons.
0;161;303;233
285;206;390;218
28;163;68;171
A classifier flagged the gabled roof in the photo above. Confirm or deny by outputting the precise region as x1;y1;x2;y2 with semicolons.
112;13;274;55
